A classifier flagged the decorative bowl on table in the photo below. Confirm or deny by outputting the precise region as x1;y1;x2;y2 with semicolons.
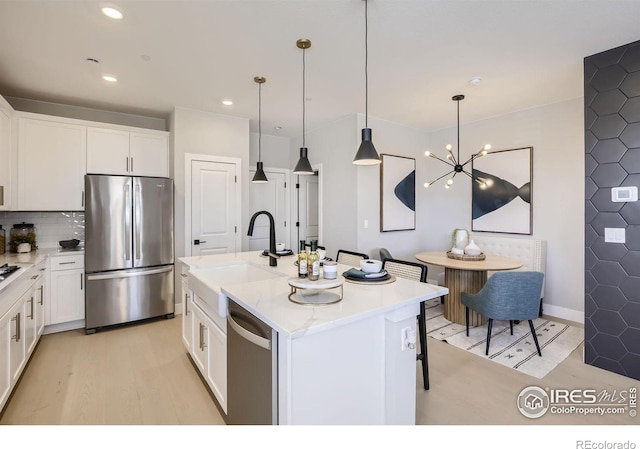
360;259;383;273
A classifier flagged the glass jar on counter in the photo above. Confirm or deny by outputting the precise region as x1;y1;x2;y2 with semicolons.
0;225;5;255
9;222;37;253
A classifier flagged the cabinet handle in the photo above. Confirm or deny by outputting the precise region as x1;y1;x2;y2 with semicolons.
28;296;34;320
82;191;85;208
131;157;134;172
184;293;190;315
39;286;44;305
199;323;207;351
59;261;76;265
80;273;83;290
12;313;21;342
126;156;129;172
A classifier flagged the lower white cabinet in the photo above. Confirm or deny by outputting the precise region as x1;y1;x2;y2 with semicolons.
1;258;47;412
189;298;227;414
181;280;193;353
47;254;84;327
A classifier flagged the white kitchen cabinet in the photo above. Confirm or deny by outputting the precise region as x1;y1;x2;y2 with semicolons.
191;299;227;413
0;308;12;410
48;254;85;326
87;127;169;177
35;263;46;337
8;298;26;386
0;100;12;210
18;117;86;211
23;285;37;356
181;279;193;352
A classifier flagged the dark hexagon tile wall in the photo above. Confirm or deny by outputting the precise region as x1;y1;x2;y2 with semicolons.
586;41;640;381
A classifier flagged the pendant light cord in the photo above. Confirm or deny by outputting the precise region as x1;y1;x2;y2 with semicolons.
302;46;306;147
365;0;369;128
457;97;460;163
258;82;262;162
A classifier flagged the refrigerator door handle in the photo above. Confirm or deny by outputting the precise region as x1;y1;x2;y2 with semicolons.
124;182;132;262
86;266;172;281
134;182;142;261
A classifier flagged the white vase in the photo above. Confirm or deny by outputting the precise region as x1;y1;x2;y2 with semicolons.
464;239;481;256
454;229;468;250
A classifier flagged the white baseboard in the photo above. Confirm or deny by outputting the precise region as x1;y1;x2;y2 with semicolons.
43;319;85;335
543;303;584;324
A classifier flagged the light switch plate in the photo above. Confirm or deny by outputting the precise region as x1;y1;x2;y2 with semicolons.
604;227;626;243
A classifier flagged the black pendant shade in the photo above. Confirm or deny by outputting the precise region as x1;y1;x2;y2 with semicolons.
252;75;268;183
353;127;381;165
293;147;314;175
252;161;268;183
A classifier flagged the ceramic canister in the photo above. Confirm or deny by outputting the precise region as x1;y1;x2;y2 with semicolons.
323;261;337;279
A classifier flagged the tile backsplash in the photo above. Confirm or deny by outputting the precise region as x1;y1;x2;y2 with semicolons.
0;211;85;250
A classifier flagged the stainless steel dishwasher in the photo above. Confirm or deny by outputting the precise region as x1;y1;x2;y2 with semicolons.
226;299;278;425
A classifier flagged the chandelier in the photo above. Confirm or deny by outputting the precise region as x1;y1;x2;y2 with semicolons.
424;94;493;189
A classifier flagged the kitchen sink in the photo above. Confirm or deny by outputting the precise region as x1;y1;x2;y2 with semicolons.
188;261;285;319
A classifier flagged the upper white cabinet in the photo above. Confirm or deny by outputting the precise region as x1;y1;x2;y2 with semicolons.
18;118;86;211
87;127;169;177
0;97;13;210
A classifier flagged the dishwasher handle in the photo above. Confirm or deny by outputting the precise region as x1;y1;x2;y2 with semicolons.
227;314;271;350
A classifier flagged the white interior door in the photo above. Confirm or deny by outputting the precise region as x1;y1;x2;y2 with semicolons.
190;159;239;256
248;169;289;251
298;171;319;244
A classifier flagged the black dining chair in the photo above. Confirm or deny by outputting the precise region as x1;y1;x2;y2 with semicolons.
382;258;430;390
336;249;369;267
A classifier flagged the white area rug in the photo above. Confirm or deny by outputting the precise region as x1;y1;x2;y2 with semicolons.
424;298;584;379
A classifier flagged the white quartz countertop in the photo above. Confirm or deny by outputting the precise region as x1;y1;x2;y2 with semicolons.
0;247;84;294
180;251;448;338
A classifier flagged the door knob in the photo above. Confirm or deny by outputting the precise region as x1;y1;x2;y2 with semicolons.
193;239;207;245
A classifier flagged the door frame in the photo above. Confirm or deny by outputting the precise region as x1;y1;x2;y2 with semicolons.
248;166;292;250
184;153;242;256
294;163;323;246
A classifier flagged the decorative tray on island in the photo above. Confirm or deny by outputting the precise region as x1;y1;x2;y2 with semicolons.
446;251;486;261
287;277;344;305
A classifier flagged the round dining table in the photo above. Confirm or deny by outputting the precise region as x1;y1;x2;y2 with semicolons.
414;251;523;326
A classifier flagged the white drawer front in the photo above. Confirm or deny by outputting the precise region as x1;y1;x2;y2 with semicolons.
49;254;85;271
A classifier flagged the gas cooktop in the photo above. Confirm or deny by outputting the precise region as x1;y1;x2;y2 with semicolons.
0;264;21;281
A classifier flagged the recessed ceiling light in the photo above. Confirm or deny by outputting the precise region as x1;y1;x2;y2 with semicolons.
468;77;482;86
222;100;233;106
102;75;118;82
101;6;123;20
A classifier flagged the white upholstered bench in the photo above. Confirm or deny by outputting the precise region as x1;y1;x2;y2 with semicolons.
437;235;547;314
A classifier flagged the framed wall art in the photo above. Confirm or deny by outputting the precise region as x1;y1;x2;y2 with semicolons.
471;146;533;235
380;154;415;232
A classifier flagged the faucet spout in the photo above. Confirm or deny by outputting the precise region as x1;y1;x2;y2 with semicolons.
248;210;278;266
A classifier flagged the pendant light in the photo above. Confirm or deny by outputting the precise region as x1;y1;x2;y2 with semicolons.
293;38;314;175
252;76;269;183
353;0;381;165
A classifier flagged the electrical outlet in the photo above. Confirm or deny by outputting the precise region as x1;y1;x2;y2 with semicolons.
604;227;625;243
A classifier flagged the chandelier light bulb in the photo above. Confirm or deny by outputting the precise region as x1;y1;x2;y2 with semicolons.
424;150;431;157
445;184;451;189
424;182;431;188
486;179;494;187
484;144;491;150
447;178;454;186
446;144;453;151
446;154;453;161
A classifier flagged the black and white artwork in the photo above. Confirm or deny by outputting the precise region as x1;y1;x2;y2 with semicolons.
471;147;533;235
380;154;415;232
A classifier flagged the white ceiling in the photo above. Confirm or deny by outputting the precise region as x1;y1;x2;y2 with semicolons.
1;0;640;138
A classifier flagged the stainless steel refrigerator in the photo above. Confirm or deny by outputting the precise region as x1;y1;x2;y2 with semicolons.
84;175;174;334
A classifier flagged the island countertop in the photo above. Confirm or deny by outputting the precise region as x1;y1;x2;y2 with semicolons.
179;251;448;339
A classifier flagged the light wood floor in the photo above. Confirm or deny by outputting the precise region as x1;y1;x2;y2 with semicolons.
1;315;637;425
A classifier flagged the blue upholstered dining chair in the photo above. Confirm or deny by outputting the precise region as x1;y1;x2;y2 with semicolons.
381;258;430;390
461;271;545;356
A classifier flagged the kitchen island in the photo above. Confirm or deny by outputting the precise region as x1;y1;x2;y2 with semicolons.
179;251;447;425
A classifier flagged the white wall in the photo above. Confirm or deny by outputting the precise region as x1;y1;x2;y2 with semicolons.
170;106;249;307
355;114;429;260
289;115;359;258
249;132;290;169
